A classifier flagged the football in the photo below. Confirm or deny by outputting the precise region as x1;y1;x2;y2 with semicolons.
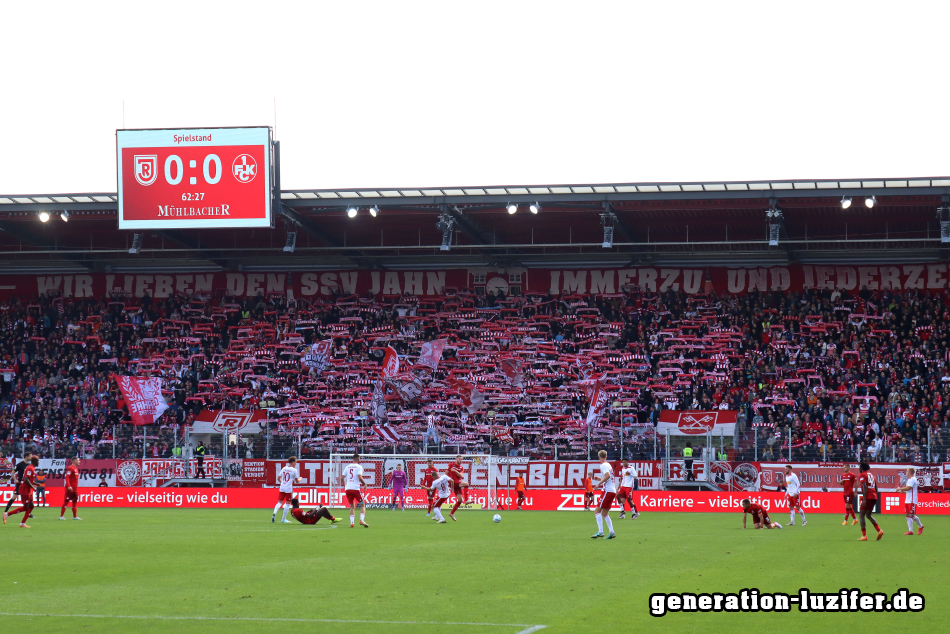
493;514;502;523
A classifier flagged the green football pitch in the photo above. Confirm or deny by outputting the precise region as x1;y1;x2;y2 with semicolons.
0;507;947;633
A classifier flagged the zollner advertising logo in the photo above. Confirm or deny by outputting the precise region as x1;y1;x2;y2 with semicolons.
232;154;257;183
885;495;901;511
677;412;717;434
134;155;158;186
212;411;253;433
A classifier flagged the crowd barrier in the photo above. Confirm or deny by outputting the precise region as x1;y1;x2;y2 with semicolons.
9;458;950;489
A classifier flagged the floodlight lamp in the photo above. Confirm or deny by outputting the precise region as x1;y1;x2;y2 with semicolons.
38;211;50;223
369;205;379;218
841;196;852;209
283;231;297;253
129;233;143;255
865;196;876;209
61;210;69;222
506;203;518;215
347;206;358;218
529;202;540;214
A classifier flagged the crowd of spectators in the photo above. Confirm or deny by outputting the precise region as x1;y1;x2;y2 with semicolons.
0;282;948;465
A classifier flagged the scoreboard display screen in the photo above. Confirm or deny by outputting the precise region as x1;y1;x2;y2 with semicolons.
116;127;273;229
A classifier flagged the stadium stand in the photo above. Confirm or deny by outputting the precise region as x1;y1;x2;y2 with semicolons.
2;283;949;465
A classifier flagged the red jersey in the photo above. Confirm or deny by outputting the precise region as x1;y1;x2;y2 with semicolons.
841;472;856;496
422;467;438;487
19;465;36;496
65;465;80;491
744;503;768;517
291;509;318;525
447;462;464;483
858;472;878;500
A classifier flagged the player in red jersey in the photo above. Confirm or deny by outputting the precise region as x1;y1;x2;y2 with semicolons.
838;465;857;526
857;462;883;541
60;457;82;520
422;459;439;516
447;455;469;522
741;499;782;529
288;498;341;525
3;456;38;528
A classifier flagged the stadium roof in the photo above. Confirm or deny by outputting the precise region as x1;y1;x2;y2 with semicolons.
4;176;950;209
0;177;948;273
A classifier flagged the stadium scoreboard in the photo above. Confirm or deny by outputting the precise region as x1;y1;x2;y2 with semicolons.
116;126;274;229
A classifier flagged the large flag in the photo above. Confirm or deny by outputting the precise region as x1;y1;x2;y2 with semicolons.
386;374;424;403
494;427;513;443
578;377;609;427
417;339;447;372
371;380;388;423
500;357;524;389
586;386;610;427
114;375;168;426
447;377;485;414
372;424;402;443
302;340;332;374
381;346;400;378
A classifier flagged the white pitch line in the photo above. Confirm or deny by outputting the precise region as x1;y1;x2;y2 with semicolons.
0;613;545;630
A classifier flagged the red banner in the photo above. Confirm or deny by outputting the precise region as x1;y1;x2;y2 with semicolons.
113;375;168;425
657;410;738;436
36;459;118;487
191;409;266;435
5;487;949;514
757;462;944;491
510;489;950;514
18;458;944;495
10;263;950;301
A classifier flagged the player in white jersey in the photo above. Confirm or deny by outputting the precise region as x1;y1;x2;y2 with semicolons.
784;465;806;526
592;450;617;540
897;466;925;535
426;472;454;524
272;457;302;523
340;453;369;528
616;459;639;520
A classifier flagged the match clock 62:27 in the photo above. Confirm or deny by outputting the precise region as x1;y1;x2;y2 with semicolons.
117;127;273;230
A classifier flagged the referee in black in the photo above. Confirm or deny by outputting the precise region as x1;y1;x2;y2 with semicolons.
195;442;206;478
4;451;32;513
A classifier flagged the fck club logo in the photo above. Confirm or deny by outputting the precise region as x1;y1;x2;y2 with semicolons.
232;154;257;183
134;155;158;186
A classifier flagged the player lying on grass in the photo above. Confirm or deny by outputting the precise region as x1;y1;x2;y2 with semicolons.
289;498;342;525
741;499;783;529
